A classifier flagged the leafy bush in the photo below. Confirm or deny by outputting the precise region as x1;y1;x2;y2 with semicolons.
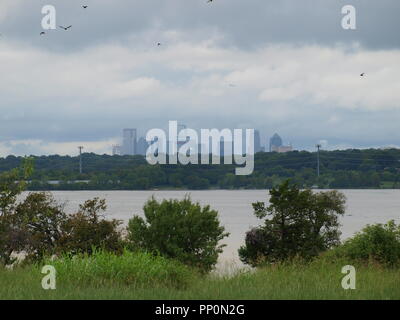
330;220;400;266
15;192;66;262
127;196;229;273
43;249;194;289
0;159;33;265
58;198;123;256
239;180;346;266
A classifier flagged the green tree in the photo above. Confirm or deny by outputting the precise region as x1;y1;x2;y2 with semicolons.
0;158;33;265
127;196;229;272
15;192;66;262
239;180;346;266
58;198;123;256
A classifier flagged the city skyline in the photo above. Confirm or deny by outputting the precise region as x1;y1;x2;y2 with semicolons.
113;126;291;157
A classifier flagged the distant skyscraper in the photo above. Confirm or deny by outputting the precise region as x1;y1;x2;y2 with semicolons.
254;130;261;153
269;133;293;153
112;145;122;156
122;128;137;155
137;137;149;156
269;133;283;152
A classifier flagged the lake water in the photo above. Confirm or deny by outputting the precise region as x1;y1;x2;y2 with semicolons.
34;190;400;269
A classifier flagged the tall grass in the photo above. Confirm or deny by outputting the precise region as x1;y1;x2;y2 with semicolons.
0;252;399;300
42;250;195;289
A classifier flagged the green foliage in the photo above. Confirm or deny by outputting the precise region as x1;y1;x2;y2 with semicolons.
127;196;229;273
58;198;123;256
0;158;34;265
1;149;399;190
15;192;66;262
43;249;194;289
239;180;346;266
330;220;400;267
0;160;124;265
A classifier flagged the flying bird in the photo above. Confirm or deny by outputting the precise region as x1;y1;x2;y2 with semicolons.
360;73;365;77
157;42;162;46
59;25;72;31
40;31;46;35
82;5;88;9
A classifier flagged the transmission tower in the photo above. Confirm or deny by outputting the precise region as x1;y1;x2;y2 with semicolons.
316;144;321;178
78;146;84;174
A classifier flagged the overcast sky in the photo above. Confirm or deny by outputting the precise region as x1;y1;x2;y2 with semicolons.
0;0;399;156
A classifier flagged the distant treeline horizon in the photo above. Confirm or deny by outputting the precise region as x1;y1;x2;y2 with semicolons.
0;148;399;190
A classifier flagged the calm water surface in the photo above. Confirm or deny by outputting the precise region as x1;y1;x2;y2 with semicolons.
34;190;400;268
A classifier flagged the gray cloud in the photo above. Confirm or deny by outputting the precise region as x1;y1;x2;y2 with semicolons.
0;1;399;156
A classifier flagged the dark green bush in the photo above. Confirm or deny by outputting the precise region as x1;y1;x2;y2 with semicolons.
331;220;400;266
58;198;123;256
15;192;66;262
127;196;229;273
239;180;346;266
0;159;33;265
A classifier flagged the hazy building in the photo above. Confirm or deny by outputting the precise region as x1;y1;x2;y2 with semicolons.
137;137;149;156
254;130;262;153
269;133;293;153
122;128;137;155
112;144;122;156
269;133;283;152
275;145;293;153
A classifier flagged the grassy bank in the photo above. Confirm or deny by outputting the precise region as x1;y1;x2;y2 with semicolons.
0;251;399;300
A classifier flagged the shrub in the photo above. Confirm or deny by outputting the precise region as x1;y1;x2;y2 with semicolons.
239;180;346;266
127;196;229;273
331;220;400;267
58;198;123;256
15;192;66;262
0;159;33;265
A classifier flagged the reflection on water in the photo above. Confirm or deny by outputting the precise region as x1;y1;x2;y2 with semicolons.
23;190;400;268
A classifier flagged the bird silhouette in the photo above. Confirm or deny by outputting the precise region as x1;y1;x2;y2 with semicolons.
157;42;162;46
360;73;365;77
59;25;72;31
40;31;46;35
82;5;88;9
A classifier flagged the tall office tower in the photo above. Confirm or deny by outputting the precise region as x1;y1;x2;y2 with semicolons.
176;124;188;151
136;137;149;156
112;145;122;156
254;130;262;153
122;128;137;155
269;133;283;152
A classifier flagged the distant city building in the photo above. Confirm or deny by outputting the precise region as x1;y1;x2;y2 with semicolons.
269;133;293;153
112;145;122;156
137;137;149;156
177;124;188;151
269;133;283;152
254;130;262;153
122;128;137;155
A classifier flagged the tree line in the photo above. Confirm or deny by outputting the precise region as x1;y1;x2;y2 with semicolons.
0;148;399;190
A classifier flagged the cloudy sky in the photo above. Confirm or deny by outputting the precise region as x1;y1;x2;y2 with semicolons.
0;0;399;156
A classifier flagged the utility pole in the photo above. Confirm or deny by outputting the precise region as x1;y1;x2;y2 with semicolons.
316;144;321;178
78;146;84;174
